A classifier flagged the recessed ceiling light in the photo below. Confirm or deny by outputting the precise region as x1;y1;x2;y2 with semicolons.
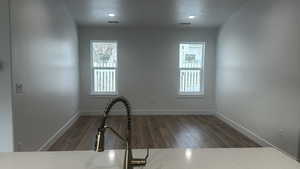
107;21;120;24
188;15;195;19
108;13;115;17
179;22;191;25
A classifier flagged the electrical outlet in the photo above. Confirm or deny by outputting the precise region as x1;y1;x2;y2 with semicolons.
279;129;284;137
278;129;287;148
17;142;23;152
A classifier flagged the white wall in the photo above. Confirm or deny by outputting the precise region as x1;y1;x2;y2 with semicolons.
79;27;217;115
10;0;79;151
217;0;300;159
0;0;14;152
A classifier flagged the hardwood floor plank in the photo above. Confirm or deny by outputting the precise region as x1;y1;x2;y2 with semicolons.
75;117;99;150
48;115;259;151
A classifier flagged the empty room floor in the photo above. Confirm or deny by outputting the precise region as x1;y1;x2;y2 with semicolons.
49;115;259;151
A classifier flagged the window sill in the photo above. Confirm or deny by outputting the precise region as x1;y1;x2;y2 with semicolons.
89;93;119;98
176;94;205;99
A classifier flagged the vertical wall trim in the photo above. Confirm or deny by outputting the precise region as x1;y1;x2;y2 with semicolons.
8;0;15;152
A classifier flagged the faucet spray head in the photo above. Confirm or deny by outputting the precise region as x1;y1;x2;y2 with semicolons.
95;129;105;152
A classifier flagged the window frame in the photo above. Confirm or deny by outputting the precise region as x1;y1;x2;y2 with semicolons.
90;40;119;96
178;41;206;97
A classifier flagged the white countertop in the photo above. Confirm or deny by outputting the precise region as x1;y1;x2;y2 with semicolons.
0;148;299;169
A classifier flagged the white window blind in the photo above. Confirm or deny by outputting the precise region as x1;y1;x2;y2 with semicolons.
179;42;205;95
91;41;118;95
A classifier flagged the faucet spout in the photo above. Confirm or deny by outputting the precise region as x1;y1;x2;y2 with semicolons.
94;96;149;169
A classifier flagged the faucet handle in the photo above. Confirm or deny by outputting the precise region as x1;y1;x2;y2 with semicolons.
129;148;150;166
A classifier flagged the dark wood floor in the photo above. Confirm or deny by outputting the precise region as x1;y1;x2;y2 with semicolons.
49;115;259;151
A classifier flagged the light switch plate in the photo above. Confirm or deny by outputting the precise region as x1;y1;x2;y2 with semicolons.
16;83;24;94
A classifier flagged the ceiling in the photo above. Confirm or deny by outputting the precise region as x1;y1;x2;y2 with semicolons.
65;0;248;28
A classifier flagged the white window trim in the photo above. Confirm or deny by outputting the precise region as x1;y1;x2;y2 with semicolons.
177;41;206;97
90;40;119;96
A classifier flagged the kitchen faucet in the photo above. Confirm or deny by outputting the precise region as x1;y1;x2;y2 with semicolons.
95;96;149;169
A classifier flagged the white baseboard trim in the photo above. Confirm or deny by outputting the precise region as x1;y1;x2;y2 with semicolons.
80;109;216;116
38;112;80;151
215;112;298;161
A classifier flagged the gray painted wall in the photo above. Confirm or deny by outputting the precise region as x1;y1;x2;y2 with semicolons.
217;0;300;158
10;0;79;151
0;0;14;152
79;27;217;114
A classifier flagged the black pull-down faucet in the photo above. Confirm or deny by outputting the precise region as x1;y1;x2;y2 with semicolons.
95;96;149;169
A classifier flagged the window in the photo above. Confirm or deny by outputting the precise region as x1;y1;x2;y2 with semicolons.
91;41;118;95
179;42;205;95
